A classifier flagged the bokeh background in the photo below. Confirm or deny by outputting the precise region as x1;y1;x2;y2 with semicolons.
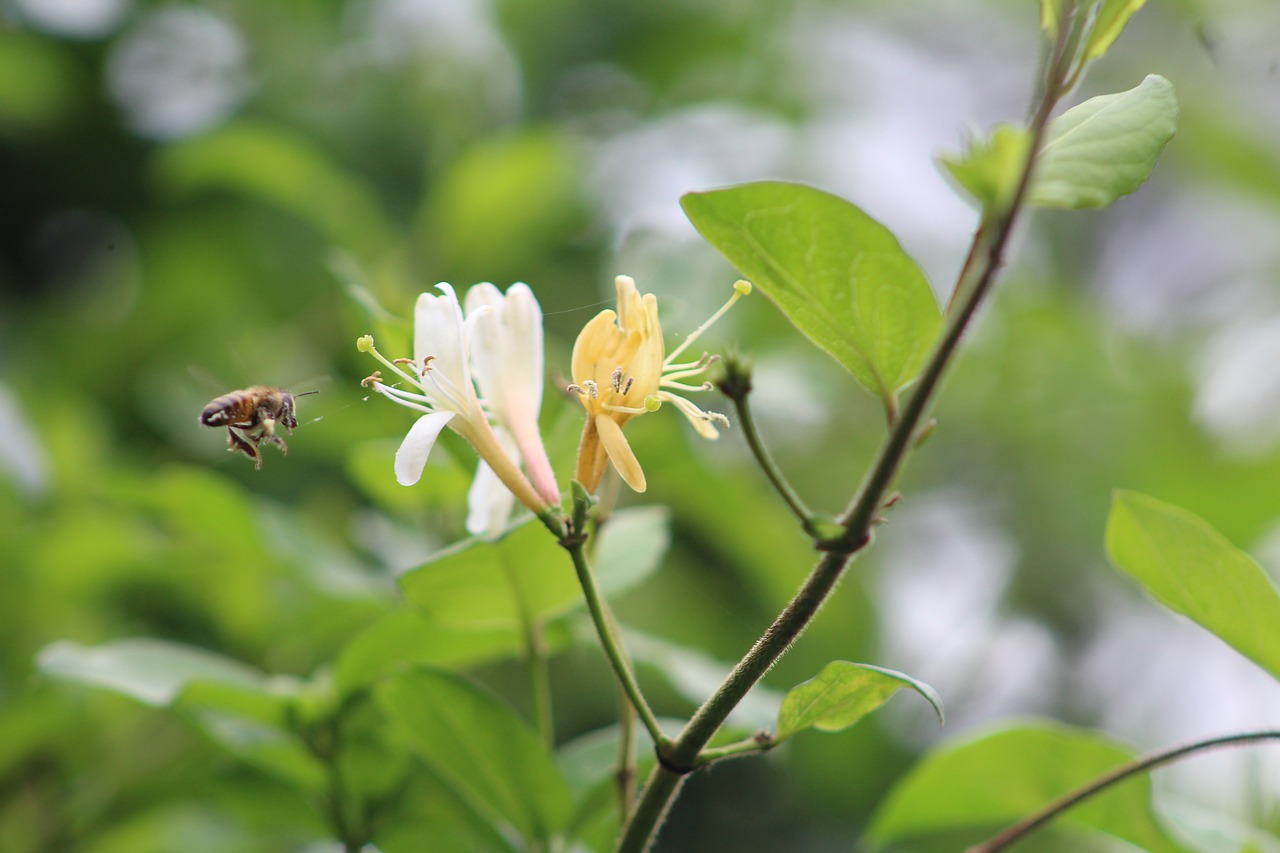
3;0;1280;849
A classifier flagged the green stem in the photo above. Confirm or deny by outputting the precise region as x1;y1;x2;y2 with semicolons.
968;731;1280;853
728;389;814;528
616;683;638;819
617;26;1075;853
563;536;667;746
697;734;776;766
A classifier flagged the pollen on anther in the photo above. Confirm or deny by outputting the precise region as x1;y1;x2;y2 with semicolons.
393;358;414;366
420;355;436;375
584;380;599;399
361;371;384;388
611;366;624;392
622;376;634;395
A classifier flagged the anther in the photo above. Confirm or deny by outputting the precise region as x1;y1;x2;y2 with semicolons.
393;358;414;366
622;376;634;395
584;380;599;400
361;371;383;388
566;383;584;395
611;366;624;392
420;355;436;375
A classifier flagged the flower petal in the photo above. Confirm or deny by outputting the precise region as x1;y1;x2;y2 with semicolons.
595;413;646;492
466;427;518;536
394;411;457;486
414;284;473;407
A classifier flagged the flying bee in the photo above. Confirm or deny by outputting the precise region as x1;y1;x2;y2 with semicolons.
200;386;318;469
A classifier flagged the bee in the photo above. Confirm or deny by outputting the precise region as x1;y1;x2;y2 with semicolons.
199;386;318;469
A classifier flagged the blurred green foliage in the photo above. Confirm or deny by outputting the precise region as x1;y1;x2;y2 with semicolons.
2;0;1280;850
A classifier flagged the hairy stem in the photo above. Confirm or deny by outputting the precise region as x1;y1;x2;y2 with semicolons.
616;22;1075;852
968;731;1280;853
563;536;667;746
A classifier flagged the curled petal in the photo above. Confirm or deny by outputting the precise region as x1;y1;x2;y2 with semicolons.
394;411;457;486
595;413;646;492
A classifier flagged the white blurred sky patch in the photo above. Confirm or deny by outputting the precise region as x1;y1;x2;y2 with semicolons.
0;385;48;498
872;493;1063;738
105;7;249;140
14;0;128;39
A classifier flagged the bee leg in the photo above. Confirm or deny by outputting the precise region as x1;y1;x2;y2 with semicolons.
227;427;263;469
260;433;289;457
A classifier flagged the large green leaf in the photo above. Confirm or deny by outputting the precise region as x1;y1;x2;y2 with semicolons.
377;668;573;845
1030;75;1177;209
866;723;1186;853
400;508;669;629
38;638;266;707
776;661;942;741
682;181;941;401
1106;490;1280;683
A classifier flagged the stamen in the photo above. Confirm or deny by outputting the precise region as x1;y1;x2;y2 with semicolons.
584;380;599;400
420;355;436;376
622;376;634;395
361;371;384;388
664;281;750;367
359;338;424;390
662;379;716;393
611;366;624;392
393;358;414;365
567;383;585;395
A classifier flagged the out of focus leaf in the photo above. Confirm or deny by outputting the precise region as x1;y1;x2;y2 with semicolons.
377;668;573;844
399;519;572;629
1029;75;1177;209
624;628;781;730
593;506;670;597
942;123;1032;213
38;638;266;707
0;33;81;134
401;508;668;630
334;609;528;695
421;129;585;281
1106;490;1280;683
1082;1;1148;65
866;723;1186;852
682;181;941;402
776;661;943;741
153;120;396;258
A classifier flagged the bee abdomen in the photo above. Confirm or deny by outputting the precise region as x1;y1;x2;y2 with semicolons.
200;393;247;426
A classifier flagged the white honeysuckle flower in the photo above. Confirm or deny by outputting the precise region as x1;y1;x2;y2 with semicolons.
357;282;555;525
464;282;561;505
466;428;519;537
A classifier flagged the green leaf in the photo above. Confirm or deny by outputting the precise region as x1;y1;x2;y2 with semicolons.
401;508;669;631
1029;75;1178;209
377;668;573;844
776;661;943;741
1040;0;1063;37
334;609;530;696
399;519;573;629
1106;490;1280;682
941;124;1033;212
593;506;670;597
1082;0;1148;65
682;181;941;401
37;638;266;707
867;722;1186;853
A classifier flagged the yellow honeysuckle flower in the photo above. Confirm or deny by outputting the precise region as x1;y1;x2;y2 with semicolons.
569;275;749;493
